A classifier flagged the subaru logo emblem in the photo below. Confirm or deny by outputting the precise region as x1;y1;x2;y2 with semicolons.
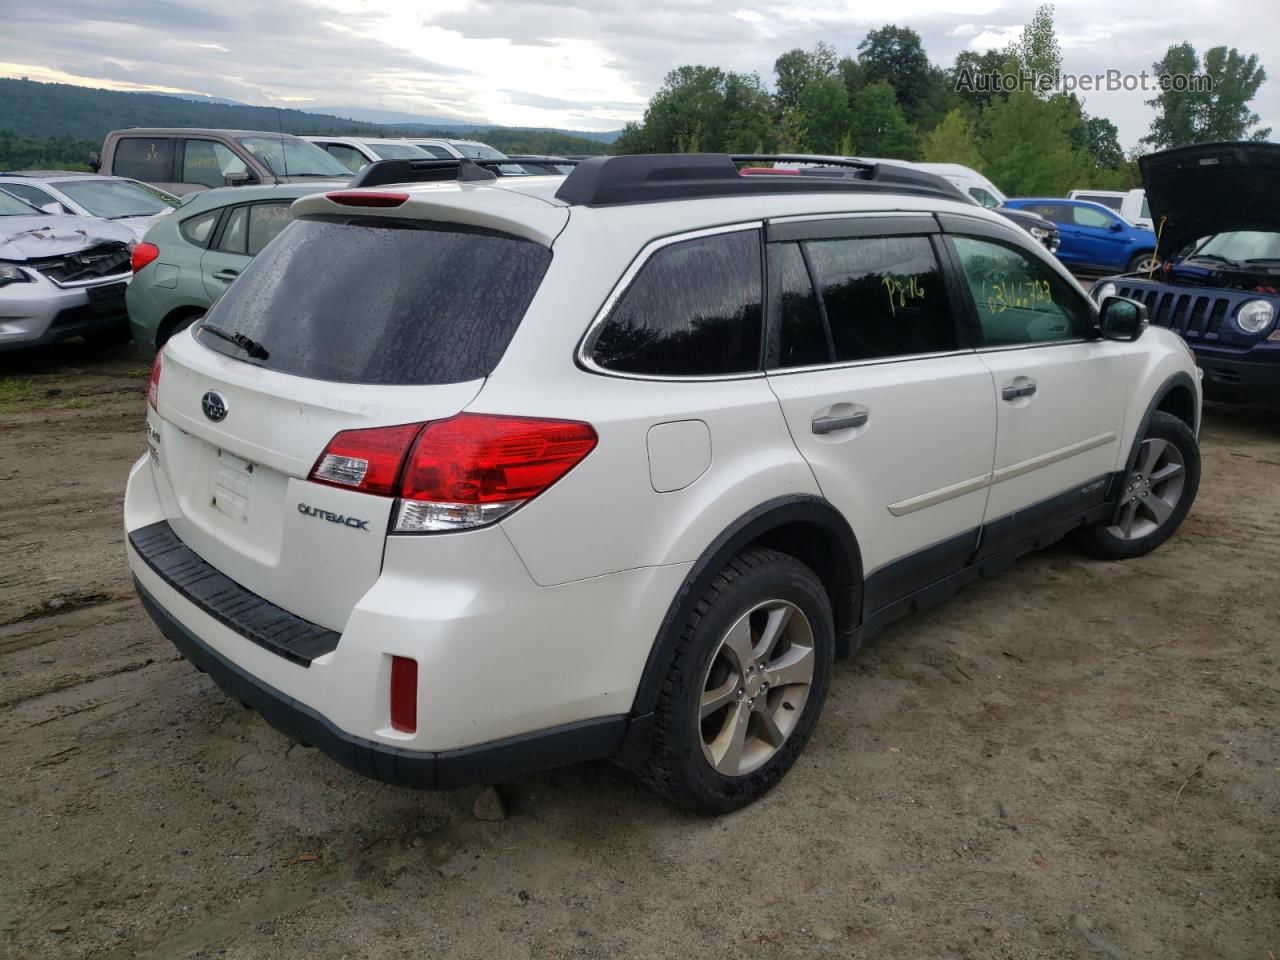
201;390;228;422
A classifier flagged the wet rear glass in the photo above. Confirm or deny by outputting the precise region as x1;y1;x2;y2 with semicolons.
196;217;551;385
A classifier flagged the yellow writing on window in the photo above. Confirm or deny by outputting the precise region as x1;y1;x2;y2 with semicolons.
983;279;1053;313
883;274;925;317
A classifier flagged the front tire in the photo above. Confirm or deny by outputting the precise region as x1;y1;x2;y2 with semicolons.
1128;251;1160;274
639;547;834;814
1078;411;1200;559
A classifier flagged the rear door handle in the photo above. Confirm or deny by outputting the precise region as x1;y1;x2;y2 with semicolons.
212;269;240;282
1002;382;1037;401
811;411;868;434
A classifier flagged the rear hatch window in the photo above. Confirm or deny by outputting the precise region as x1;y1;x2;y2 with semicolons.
196;216;552;385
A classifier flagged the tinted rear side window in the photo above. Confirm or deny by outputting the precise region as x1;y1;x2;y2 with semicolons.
768;242;830;368
196;217;551;385
589;230;763;376
804;235;956;361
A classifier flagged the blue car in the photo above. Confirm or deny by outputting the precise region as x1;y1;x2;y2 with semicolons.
1003;197;1160;274
1094;141;1280;407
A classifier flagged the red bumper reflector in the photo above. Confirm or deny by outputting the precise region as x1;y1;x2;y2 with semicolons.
390;656;418;733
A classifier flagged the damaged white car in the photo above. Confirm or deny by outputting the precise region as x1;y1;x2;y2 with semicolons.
0;189;136;352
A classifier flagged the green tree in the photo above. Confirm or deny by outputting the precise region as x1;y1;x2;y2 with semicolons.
1144;43;1270;146
979;90;1084;195
921;108;982;167
773;44;851;153
857;25;937;123
951;49;1017;112
613;65;775;154
1085;115;1124;169
1011;2;1062;94
849;81;919;159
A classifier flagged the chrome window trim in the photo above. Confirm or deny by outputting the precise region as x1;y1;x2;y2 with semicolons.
576;220;768;383
765;347;975;376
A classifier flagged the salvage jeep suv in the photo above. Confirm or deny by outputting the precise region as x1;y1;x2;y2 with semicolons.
126;154;1202;813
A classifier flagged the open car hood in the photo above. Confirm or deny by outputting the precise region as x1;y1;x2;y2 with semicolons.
0;214;134;261
1140;142;1280;257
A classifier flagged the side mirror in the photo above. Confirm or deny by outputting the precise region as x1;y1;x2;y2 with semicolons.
223;171;252;187
1098;296;1146;342
1109;221;1124;232
39;202;64;216
87;151;100;173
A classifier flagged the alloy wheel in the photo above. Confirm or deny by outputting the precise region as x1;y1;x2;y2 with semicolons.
698;599;815;777
1108;436;1186;540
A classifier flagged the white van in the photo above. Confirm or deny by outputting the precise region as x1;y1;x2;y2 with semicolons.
1068;189;1152;230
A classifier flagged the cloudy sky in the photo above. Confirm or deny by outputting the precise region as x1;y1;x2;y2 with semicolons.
2;0;1277;147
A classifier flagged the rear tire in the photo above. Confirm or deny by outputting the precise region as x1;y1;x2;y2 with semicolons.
639;547;834;814
1078;411;1200;560
156;311;203;349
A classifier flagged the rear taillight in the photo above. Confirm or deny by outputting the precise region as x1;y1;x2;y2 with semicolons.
309;422;423;496
306;414;597;532
132;241;160;273
147;350;162;410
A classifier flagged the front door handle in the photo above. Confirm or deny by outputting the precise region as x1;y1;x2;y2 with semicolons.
212;269;240;282
811;411;868;434
1002;381;1038;401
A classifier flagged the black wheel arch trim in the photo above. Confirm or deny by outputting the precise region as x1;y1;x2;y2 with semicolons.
626;494;863;726
1111;369;1200;504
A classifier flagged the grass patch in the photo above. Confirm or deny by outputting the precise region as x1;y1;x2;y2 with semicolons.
0;377;97;414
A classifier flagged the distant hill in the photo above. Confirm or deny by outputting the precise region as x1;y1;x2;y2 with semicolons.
0;78;620;152
313;105;621;143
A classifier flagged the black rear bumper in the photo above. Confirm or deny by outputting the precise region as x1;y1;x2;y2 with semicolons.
133;577;633;790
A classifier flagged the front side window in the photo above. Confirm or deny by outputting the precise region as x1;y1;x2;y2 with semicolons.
589;230;763;377
803;235;956;362
183;140;248;189
113;137;175;182
952;235;1092;346
1072;205;1115;229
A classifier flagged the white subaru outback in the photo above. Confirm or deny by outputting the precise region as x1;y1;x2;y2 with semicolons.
125;154;1202;813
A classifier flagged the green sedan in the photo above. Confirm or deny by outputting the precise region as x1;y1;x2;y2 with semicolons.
126;182;342;352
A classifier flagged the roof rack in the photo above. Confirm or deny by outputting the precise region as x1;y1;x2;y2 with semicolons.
553;154;968;207
348;156;580;189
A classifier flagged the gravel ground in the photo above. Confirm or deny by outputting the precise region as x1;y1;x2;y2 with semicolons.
1;340;1277;960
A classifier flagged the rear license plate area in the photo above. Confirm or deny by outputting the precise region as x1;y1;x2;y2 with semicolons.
210;449;254;524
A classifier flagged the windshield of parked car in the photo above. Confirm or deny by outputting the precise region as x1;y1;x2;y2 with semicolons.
238;137;351;177
0;190;40;216
55;178;180;218
452;142;508;160
366;142;428;160
1190;231;1280;263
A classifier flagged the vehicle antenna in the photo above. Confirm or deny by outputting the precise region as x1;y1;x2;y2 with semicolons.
277;108;289;181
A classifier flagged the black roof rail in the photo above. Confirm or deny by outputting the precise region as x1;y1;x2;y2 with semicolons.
553;154;969;207
348;156;581;188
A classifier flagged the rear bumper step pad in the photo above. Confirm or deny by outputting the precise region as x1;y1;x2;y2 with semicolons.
128;520;338;667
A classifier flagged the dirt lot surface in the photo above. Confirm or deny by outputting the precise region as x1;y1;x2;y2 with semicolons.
1;340;1277;960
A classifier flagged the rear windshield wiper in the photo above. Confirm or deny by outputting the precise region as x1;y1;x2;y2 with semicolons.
200;321;269;360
